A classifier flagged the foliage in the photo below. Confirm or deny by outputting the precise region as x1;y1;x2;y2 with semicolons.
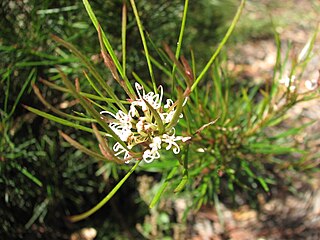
1;0;319;239
1;0;239;238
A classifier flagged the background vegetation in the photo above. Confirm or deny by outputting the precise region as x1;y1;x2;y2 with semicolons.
1;0;319;239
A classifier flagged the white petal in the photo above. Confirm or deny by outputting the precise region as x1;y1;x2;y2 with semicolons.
164;99;174;108
305;79;318;90
135;82;145;100
100;110;116;118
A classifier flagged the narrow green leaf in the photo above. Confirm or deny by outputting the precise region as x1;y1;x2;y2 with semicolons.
145;33;173;69
149;166;178;208
265;114;287;127
82;0;135;96
86;97;110;112
15;59;76;67
40;78;128;104
174;170;188;193
25;199;49;229
250;142;306;154
3;68;11;113
52;35;126;112
172;0;189;91
33;84;96;123
122;2;127;77
12;162;43;187
7;68;36;119
82;0;123;75
68;160;140;222
59;71;129;150
174;0;188;61
59;130;115;163
174;145;189;193
241;161;255;178
24;105;97;134
271;121;315;140
195;182;208;210
298;24;319;71
191;0;245;92
257;176;270;192
82;71;117;112
129;0;156;93
149;55;172;78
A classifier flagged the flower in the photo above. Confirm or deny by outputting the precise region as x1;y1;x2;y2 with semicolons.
101;82;190;164
100;110;132;141
113;142;130;160
143;136;162;163
305;79;318;91
279;75;296;92
162;130;190;154
133;82;163;110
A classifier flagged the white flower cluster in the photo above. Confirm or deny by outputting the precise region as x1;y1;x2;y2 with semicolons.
305;79;318;91
101;83;190;163
279;75;319;92
279;75;296;92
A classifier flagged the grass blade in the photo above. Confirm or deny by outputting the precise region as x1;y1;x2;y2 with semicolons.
7;68;36;119
12;162;43;187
